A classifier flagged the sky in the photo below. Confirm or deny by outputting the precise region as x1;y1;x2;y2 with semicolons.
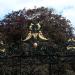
0;0;75;34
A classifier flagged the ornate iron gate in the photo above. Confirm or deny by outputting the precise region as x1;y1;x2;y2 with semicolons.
0;23;75;75
0;48;75;75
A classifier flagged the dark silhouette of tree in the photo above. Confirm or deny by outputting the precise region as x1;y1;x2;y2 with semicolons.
0;7;74;75
0;7;72;51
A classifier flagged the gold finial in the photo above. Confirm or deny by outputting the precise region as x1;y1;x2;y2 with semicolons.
23;23;48;41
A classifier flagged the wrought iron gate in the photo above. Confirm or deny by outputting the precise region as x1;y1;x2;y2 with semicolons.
0;49;75;75
0;22;75;75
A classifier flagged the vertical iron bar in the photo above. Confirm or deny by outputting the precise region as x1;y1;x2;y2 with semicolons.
49;63;52;75
20;56;21;75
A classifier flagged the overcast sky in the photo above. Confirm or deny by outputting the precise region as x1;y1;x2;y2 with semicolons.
0;0;75;34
